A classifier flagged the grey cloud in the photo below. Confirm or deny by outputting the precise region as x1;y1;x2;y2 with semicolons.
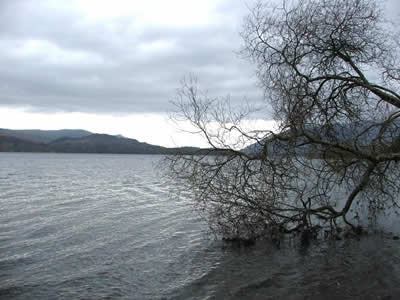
5;0;397;116
0;0;264;114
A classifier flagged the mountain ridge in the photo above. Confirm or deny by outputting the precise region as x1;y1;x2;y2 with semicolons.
0;128;204;155
0;128;92;144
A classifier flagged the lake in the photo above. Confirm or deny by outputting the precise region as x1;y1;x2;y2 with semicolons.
1;153;400;299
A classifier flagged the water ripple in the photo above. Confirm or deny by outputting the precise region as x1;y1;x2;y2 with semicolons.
0;153;400;300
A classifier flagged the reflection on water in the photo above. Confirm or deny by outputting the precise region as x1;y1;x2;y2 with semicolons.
0;153;399;300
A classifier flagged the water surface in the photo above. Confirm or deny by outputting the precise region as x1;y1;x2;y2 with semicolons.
0;153;399;299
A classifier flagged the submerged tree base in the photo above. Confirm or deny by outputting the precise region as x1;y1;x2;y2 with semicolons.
219;223;370;250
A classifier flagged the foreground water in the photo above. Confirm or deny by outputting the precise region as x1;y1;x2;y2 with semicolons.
1;153;400;299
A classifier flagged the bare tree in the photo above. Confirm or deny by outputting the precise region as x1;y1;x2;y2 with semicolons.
166;0;400;243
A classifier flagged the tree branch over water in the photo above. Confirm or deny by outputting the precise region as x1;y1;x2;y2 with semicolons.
165;0;400;243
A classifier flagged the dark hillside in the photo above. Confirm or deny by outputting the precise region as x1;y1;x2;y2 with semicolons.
0;129;92;144
49;134;171;154
0;135;49;152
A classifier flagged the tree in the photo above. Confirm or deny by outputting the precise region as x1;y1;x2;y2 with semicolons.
166;0;400;243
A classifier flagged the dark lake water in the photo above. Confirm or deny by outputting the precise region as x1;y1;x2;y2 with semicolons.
1;152;400;299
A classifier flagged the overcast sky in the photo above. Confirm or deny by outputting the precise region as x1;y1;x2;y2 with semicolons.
0;0;399;147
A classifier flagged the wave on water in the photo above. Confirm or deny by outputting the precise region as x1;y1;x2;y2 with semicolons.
0;153;399;300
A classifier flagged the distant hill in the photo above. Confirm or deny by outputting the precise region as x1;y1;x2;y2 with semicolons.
49;134;170;154
242;121;400;157
0;135;49;152
0;128;208;155
0;129;92;144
